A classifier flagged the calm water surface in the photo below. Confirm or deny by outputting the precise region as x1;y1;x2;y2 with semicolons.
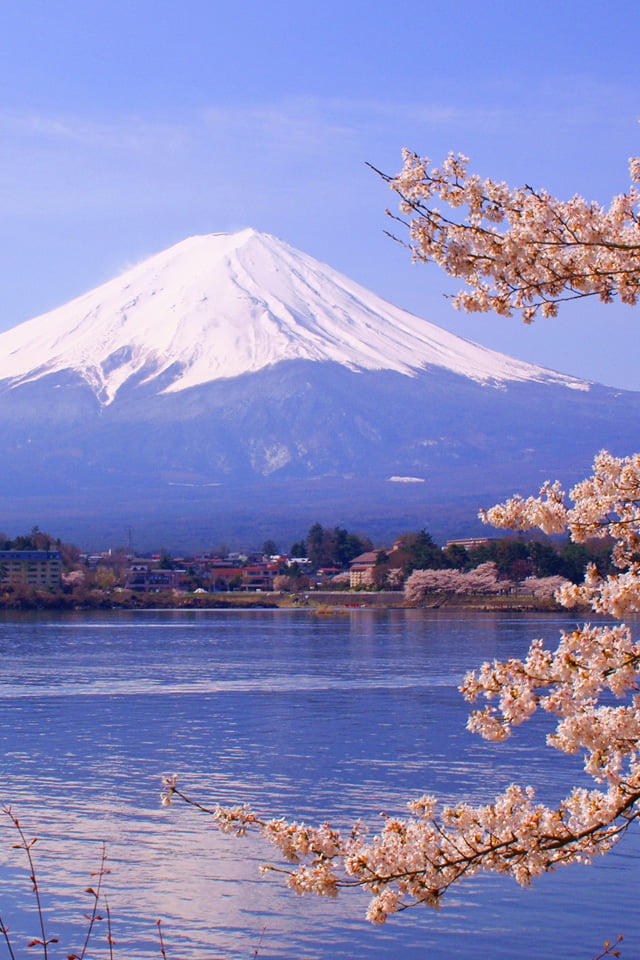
0;608;637;959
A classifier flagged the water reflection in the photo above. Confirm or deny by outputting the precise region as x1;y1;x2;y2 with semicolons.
0;609;636;959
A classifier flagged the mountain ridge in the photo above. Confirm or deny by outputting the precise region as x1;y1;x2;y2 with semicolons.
0;229;636;549
0;229;587;405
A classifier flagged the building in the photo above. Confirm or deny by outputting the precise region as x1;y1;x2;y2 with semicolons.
241;563;276;591
348;548;412;589
205;564;245;591
348;552;379;589
125;563;186;592
0;550;62;588
445;537;493;550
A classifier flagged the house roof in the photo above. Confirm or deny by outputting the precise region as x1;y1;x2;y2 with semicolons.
349;551;378;566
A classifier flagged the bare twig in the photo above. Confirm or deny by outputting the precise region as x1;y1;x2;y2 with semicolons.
2;807;58;960
156;918;168;959
0;914;17;960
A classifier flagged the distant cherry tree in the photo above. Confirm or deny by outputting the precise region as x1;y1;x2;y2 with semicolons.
404;562;507;602
330;571;351;586
521;575;570;600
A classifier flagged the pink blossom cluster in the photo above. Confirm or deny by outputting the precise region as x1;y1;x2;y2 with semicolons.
385;150;640;321
480;480;567;535
521;575;570;599
461;622;640;751
364;565;407;589
61;569;86;587
484;450;640;611
404;561;508;602
385;567;405;589
162;737;639;924
330;571;351;586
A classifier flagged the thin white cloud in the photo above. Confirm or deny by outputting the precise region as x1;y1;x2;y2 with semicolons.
0;109;189;153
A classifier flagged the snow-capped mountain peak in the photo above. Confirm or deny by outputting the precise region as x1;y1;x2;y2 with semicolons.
0;229;587;404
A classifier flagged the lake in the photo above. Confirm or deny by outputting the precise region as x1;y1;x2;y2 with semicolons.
0;608;637;959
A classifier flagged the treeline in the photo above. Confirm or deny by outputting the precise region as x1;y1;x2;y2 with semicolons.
290;523;373;568
397;530;613;584
288;523;613;584
0;530;55;551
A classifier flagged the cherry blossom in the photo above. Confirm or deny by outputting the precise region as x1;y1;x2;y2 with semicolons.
372;143;640;321
521;575;570;599
404;562;508;602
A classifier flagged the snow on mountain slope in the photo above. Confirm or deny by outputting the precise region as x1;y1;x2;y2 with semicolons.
0;228;588;404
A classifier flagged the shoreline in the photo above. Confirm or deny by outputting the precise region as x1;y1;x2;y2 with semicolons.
0;589;566;613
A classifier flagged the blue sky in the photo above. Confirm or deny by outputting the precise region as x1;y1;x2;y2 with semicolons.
1;0;640;388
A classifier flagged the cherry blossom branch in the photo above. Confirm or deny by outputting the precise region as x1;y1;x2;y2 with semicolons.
370;146;640;321
483;451;640;610
161;773;640;923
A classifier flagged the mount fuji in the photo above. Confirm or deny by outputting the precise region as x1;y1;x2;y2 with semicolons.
0;229;637;549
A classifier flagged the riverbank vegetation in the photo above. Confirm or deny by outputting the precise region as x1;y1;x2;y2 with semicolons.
0;518;612;611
